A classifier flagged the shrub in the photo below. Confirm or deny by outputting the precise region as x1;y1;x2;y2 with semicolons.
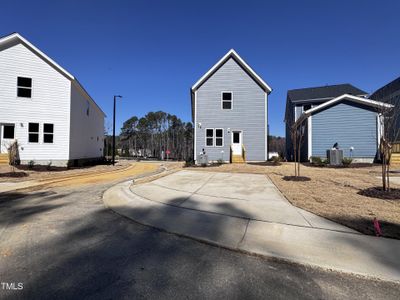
342;157;353;167
184;159;195;168
271;156;282;165
28;160;35;170
216;159;224;165
310;156;326;167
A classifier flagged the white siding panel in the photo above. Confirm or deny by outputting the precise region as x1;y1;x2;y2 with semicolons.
69;84;104;159
0;43;71;162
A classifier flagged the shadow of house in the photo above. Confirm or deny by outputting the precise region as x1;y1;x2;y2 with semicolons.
1;185;399;299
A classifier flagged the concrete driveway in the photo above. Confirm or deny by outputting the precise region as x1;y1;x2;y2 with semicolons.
129;170;354;231
104;170;400;281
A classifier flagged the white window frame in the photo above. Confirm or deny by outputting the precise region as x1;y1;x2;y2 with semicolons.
17;77;33;99
221;91;233;110
215;128;224;147
43;123;54;144
28;122;40;144
205;128;214;147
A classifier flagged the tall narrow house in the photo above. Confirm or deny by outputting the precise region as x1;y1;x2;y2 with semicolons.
191;49;272;163
0;33;105;166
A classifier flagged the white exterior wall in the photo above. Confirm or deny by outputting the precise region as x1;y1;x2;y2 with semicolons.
69;84;104;160
0;42;71;165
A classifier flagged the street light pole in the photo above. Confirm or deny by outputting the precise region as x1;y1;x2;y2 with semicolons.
112;95;122;166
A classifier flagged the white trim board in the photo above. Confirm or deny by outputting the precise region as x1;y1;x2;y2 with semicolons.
191;49;272;93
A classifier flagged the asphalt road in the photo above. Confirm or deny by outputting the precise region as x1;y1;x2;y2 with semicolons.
0;182;399;299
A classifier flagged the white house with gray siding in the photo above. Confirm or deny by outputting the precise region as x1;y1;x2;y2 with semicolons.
191;49;272;163
0;33;105;166
285;84;392;162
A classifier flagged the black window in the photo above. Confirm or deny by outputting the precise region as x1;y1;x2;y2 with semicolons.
17;77;32;98
215;129;223;146
222;92;232;109
43;123;54;143
3;125;15;139
206;129;214;146
29;123;39;143
303;104;312;111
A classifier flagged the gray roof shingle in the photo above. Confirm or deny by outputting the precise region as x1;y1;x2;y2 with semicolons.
287;84;368;102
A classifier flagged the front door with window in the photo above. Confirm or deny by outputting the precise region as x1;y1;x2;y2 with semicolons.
0;124;15;153
231;131;242;155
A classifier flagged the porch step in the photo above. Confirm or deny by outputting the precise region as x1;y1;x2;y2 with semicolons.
0;153;9;165
232;155;245;164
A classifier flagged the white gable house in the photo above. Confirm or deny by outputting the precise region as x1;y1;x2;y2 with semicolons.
0;33;105;167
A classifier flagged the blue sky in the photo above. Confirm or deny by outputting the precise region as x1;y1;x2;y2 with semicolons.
1;1;399;136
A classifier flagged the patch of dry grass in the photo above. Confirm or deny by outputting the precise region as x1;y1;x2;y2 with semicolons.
188;162;400;239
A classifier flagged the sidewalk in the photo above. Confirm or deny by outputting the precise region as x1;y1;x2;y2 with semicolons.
104;177;400;282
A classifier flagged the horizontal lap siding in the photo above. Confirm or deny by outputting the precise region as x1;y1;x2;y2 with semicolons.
69;85;104;159
0;43;71;161
196;58;266;161
312;102;378;158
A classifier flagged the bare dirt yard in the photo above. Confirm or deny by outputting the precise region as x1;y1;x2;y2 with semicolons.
188;162;400;239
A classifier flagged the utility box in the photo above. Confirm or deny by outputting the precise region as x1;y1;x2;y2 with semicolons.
198;153;208;166
327;149;343;166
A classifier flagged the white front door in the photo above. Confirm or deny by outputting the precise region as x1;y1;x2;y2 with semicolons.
231;131;242;155
0;124;15;153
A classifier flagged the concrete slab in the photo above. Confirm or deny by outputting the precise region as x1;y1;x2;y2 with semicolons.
151;170;215;193
183;193;310;227
131;183;191;206
239;220;400;281
389;177;400;185
296;208;358;233
105;182;248;248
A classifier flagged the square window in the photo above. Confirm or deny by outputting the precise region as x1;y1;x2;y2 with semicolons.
29;123;39;132
44;134;53;143
206;129;214;137
3;125;15;139
222;92;232;101
44;123;54;133
206;138;213;146
29;133;39;143
17;77;32;98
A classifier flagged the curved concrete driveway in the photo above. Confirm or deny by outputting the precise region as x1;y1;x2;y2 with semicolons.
104;170;400;282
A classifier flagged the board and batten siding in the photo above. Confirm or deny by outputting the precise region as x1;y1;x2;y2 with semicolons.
311;101;378;158
196;58;266;161
0;42;71;163
69;84;104;160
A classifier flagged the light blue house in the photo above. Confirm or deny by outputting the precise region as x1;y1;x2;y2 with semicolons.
191;50;272;163
285;84;392;162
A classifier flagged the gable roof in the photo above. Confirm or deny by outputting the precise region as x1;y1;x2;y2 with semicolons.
370;76;400;101
288;84;368;103
0;32;105;116
294;94;393;126
191;49;272;93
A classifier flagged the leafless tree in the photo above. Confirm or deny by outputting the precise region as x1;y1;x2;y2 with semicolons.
291;118;306;177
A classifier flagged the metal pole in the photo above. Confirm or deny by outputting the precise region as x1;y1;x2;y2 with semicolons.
112;96;116;166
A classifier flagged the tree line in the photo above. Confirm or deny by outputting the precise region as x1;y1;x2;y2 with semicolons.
117;111;194;161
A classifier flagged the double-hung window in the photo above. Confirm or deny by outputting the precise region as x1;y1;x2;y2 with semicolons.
205;128;224;147
28;123;39;143
215;129;223;147
206;128;214;146
17;77;32;98
221;92;232;109
43;123;54;143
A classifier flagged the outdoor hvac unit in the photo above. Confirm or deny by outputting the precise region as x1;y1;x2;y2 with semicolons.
198;153;208;166
326;149;343;166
